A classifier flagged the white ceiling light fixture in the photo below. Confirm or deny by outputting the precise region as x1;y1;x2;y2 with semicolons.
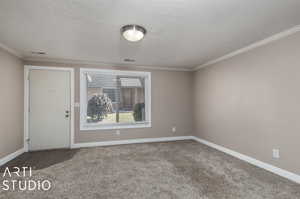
121;25;146;42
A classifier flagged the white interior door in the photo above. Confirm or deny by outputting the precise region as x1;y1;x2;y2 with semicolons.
29;69;70;151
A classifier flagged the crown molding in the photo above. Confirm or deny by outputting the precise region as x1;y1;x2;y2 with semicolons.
193;25;300;71
0;42;23;58
23;57;194;72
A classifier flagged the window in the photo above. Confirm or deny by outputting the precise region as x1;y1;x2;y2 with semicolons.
80;68;151;130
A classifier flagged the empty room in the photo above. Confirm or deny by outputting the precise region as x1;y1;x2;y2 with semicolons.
0;0;300;198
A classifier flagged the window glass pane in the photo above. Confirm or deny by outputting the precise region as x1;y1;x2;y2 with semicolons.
86;73;146;124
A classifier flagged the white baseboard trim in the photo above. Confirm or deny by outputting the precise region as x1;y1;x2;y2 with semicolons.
27;134;299;184
191;136;300;184
0;148;25;166
72;136;194;149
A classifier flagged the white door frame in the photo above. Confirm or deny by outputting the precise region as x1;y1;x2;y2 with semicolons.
24;65;75;152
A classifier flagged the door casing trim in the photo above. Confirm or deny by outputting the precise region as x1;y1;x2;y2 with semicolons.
24;65;75;151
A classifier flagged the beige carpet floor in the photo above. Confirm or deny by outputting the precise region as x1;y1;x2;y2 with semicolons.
0;140;299;199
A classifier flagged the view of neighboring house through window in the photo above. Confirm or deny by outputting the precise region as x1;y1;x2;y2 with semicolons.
80;68;151;130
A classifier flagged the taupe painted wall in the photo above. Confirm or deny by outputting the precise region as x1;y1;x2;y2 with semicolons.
193;32;300;175
0;48;24;159
24;61;194;143
21;32;300;176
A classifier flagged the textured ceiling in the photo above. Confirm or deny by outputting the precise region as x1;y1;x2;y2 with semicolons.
0;0;300;69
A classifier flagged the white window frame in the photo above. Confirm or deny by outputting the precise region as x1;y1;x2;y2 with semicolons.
80;68;151;130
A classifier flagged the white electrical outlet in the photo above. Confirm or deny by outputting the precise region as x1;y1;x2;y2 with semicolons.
172;127;176;133
272;149;280;159
116;130;120;135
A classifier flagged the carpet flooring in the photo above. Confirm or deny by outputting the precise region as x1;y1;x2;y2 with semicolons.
0;140;299;199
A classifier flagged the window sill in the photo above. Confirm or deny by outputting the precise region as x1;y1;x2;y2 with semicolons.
80;122;152;131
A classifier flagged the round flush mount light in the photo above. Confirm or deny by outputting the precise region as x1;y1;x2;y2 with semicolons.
121;25;146;42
